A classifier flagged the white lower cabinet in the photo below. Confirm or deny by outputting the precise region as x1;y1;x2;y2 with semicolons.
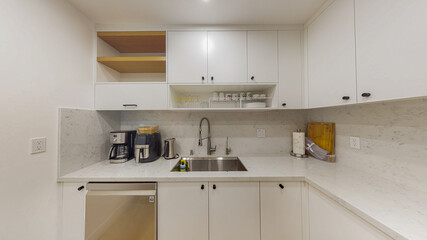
61;183;87;240
95;83;168;110
209;182;260;240
158;182;209;240
309;186;392;240
261;182;303;240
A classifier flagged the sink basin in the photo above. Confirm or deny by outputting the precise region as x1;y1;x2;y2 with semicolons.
171;157;247;172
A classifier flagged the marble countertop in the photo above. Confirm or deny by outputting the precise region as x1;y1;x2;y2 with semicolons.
59;154;426;240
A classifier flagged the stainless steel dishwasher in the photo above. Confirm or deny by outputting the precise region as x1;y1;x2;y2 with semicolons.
85;182;157;240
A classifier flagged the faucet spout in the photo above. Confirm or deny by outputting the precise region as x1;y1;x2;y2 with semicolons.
198;117;216;155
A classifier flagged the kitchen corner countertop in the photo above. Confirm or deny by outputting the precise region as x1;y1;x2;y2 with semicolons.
58;154;427;240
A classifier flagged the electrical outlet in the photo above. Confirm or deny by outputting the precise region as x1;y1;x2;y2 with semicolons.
256;129;266;138
350;137;360;149
30;137;46;154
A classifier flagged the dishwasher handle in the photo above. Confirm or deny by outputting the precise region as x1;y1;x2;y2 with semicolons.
87;190;156;196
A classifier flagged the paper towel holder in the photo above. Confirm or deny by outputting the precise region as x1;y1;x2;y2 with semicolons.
290;151;308;158
291;129;308;158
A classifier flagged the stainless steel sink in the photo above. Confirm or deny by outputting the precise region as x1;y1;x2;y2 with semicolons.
171;157;247;172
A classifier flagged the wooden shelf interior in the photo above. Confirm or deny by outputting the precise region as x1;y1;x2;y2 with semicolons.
97;56;166;73
97;31;166;53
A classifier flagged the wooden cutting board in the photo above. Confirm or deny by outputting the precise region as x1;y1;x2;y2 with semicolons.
307;123;335;154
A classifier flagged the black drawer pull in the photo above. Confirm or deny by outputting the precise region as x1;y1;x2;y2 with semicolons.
213;184;216;190
361;93;371;98
342;96;350;100
78;186;85;191
279;184;284;189
251;76;255;80
211;76;214;81
202;76;205;81
201;184;205;190
123;104;138;107
282;103;287;107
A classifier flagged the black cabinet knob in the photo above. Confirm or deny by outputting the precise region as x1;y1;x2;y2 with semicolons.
213;184;216;190
282;103;287;107
202;76;205;81
279;184;284;189
251;76;255;80
77;186;85;191
361;93;371;97
201;184;205;190
211;76;214;81
342;96;350;100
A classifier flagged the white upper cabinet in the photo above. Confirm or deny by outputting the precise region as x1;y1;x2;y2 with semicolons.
307;0;357;108
207;31;247;83
278;30;303;109
248;31;278;83
355;0;427;103
95;83;168;110
167;31;208;83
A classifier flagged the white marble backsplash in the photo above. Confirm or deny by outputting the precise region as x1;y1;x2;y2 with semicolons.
121;111;307;156
308;98;427;192
59;108;121;176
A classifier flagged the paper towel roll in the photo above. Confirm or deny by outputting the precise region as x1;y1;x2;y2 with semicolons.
293;132;306;155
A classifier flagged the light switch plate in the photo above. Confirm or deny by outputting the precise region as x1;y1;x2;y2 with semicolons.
30;137;47;154
350;137;360;149
256;129;266;138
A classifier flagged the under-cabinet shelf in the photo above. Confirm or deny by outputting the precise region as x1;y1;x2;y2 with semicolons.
97;56;166;73
97;31;166;53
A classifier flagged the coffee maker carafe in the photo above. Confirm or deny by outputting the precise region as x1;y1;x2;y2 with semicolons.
108;131;137;163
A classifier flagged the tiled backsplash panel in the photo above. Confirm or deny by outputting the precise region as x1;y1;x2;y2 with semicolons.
59;108;120;176
308;98;427;191
121;110;307;156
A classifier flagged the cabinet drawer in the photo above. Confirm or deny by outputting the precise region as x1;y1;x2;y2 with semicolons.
95;83;168;110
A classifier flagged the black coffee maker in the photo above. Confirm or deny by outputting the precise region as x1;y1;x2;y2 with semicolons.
108;131;137;163
135;126;162;163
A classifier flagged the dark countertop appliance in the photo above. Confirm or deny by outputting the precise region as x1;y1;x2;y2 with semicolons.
135;126;161;163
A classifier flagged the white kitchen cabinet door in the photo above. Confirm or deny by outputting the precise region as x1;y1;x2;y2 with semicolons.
261;182;302;240
158;182;209;240
95;83;168;110
61;183;87;240
207;31;247;83
248;31;278;83
307;0;357;108
167;31;208;83
355;0;427;103
278;31;303;109
309;186;392;240
209;182;260;240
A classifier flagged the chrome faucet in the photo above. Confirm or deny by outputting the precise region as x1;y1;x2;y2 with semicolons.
198;117;216;155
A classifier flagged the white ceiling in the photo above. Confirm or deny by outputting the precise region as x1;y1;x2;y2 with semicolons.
68;0;326;25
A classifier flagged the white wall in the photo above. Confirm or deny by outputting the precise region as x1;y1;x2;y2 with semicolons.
0;0;94;239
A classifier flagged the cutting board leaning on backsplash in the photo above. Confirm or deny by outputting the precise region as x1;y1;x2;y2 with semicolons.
307;123;335;155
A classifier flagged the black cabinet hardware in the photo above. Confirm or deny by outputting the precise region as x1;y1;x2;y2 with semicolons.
123;104;137;107
279;184;284;189
361;93;371;97
211;76;214;81
282;103;287;107
251;76;255;80
201;184;205;190
78;186;85;191
213;184;216;190
202;76;205;81
342;96;350;100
